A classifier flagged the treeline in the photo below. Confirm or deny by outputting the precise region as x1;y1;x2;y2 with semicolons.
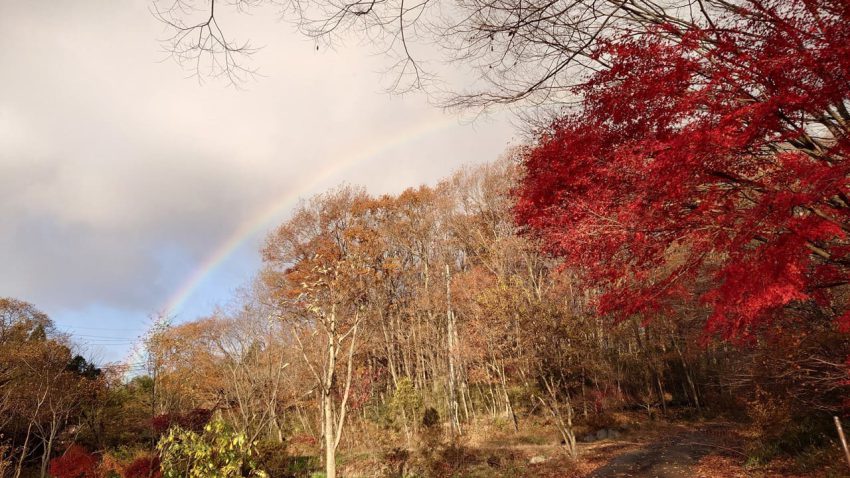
2;159;848;478
0;299;152;478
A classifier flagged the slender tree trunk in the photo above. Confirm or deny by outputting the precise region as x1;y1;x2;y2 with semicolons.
381;314;399;387
39;418;59;478
15;386;48;478
539;378;576;459
14;423;33;478
295;403;315;439
333;320;358;452
498;364;518;432
323;380;336;478
673;340;701;412
446;265;460;436
323;309;338;478
486;379;498;417
655;374;667;416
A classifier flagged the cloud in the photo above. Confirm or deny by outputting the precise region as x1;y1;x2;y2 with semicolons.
0;0;513;350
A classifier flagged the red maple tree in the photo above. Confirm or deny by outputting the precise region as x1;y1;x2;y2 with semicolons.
515;0;850;339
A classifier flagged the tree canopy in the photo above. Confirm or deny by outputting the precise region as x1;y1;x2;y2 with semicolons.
515;0;850;341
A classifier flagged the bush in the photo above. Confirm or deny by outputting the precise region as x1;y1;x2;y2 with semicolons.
389;378;423;429
96;452;124;478
151;409;212;435
747;414;836;467
277;456;320;478
157;417;267;478
122;454;161;478
255;441;290;478
382;448;410;478
422;407;440;429
49;445;99;478
419;407;444;451
426;442;476;478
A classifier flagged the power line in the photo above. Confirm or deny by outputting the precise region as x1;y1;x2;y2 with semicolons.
55;324;140;332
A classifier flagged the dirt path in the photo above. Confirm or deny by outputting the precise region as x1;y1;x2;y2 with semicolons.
469;420;771;477
584;425;731;478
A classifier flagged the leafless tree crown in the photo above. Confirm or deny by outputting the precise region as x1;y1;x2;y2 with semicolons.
151;0;730;108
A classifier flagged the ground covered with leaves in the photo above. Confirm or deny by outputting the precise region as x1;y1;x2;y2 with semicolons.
330;415;850;478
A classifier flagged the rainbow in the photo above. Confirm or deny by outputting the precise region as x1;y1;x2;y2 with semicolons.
124;112;465;372
161;113;463;316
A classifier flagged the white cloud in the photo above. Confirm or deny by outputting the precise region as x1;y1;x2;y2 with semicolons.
0;0;514;338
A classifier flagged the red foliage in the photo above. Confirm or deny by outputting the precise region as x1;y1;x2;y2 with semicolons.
49;445;98;478
516;0;850;339
123;455;161;478
151;408;212;434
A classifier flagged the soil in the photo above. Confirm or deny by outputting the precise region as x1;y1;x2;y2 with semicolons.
585;426;724;478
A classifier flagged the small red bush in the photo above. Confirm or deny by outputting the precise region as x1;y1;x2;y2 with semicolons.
49;444;98;478
151;408;212;435
150;414;173;435
122;455;161;478
180;408;213;431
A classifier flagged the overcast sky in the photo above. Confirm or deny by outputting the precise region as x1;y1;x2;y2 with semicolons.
0;1;514;363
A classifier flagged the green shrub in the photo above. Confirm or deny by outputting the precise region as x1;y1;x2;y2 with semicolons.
157;417;267;478
389;378;423;430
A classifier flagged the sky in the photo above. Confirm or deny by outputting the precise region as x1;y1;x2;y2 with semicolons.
0;1;515;364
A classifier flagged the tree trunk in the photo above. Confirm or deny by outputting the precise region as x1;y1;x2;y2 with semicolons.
538;378;577;459
673;340;701;412
446;265;460;436
498;364;518;432
323;309;338;478
323;389;336;478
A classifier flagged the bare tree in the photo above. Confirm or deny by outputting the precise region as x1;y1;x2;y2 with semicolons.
151;0;725;109
151;0;262;85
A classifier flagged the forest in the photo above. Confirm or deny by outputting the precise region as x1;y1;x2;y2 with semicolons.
3;0;850;477
4;155;850;477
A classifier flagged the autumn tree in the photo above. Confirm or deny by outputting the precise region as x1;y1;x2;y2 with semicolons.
515;0;850;405
0;298;102;478
262;185;382;478
18;151;842;471
75;365;155;451
146;296;292;444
